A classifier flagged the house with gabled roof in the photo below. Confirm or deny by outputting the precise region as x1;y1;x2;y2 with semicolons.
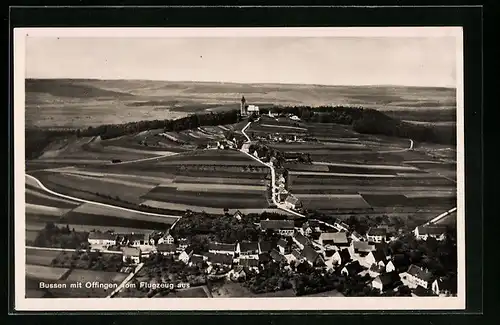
237;241;260;259
260;219;295;236
258;241;275;254
293;232;310;250
233;210;244;221
334;221;350;232
340;260;364;277
239;257;260;271
371;271;402;292
413;226;447;241
189;254;207;267
319;232;349;247
205;252;234;266
156;243;178;256
350;231;366;242
366;227;387;243
88;231;117;247
277;238;292;255
270;249;287;264
331;248;351;267
208;242;237;256
301;245;325;267
121;246;141;265
360;249;388;269
349;240;376;257
401;264;434;289
386;254;411;273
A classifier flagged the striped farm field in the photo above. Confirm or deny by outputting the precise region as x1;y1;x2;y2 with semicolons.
26;230;40;243
26;203;72;217
34;172;155;204
284;163;330;172
67;202;179;224
26;248;61;266
26;186;81;209
360;193;456;208
140;200;283;215
155;183;266;193
298;194;372;210
141;190;268;208
26;264;70;281
173;175;266;185
288;175;456;187
154;160;263;166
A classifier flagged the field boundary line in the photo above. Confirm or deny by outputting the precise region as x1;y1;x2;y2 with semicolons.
107;262;145;298
25;174;182;219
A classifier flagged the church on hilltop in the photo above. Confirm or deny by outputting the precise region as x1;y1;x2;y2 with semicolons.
240;96;260;116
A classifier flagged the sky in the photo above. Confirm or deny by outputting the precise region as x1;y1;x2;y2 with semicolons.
25;36;458;87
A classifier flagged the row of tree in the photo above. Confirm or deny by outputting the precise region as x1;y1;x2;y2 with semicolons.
33;223;89;249
267;105;455;145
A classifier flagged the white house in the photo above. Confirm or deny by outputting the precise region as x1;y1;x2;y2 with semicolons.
371;272;401;292
360;250;388;269
289;115;300;121
247;105;260;114
122;247;141;265
340;261;364;277
413;226;447;241
87;232;116;248
401;265;434;289
260;219;295;236
431;277;456;296
331;248;351;267
237;242;260;259
366;227;387;243
208;242;236;256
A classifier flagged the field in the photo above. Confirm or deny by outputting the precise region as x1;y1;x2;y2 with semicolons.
26;264;71;281
25;248;61;266
26;79;455;128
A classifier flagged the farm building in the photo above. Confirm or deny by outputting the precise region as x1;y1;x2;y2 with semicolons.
340;260;364;277
385;254;411;273
371;271;402;292
366;227;387;243
205;252;234;267
293;232;311;250
350;241;376;255
277;238;292;254
413;226;447;241
237;242;260;259
122;247;141;265
319;232;349;247
260;219;295;236
156;243;178;256
87;231;116;248
301;245;325;267
331;248;351;267
258;241;275;254
208;242;237;256
401;265;434;289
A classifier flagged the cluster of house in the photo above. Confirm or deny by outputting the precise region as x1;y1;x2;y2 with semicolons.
206;139;238;150
87;211;453;296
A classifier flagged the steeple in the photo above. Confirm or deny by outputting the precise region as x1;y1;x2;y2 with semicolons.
241;96;247;115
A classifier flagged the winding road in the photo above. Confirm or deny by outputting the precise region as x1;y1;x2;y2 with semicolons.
240;121;306;218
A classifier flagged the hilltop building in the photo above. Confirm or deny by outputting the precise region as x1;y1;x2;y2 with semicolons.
240;96;259;116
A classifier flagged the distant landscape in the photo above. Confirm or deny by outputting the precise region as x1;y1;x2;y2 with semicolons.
25;79;456;129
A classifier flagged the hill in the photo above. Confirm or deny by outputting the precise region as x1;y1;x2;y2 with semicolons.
25;79;456;129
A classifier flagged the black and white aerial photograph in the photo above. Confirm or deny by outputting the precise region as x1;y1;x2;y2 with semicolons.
15;27;464;310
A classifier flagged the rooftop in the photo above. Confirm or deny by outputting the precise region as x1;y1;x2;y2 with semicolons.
88;232;116;240
367;227;387;237
205;252;233;265
239;242;260;252
320;232;348;244
260;219;295;230
416;226;447;235
157;243;177;252
407;264;434;282
122;246;141;256
208;242;236;252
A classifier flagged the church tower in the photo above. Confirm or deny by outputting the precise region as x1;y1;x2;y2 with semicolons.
241;96;247;116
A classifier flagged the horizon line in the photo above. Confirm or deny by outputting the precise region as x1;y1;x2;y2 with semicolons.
25;77;456;89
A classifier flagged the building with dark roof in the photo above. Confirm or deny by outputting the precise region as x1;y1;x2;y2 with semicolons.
208;242;236;255
260;220;295;236
189;254;207;266
121;246;141;264
270;249;287;263
341;260;364;276
404;264;434;289
301;245;324;267
239;258;259;269
277;238;291;254
258;241;274;254
371;271;402;292
238;242;260;258
332;248;351;266
156;243;178;255
293;232;310;250
88;231;117;247
431;276;457;296
351;241;376;254
205;252;234;266
386;254;411;273
366;227;387;243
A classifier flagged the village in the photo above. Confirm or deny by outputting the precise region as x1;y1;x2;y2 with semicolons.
83;209;456;298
